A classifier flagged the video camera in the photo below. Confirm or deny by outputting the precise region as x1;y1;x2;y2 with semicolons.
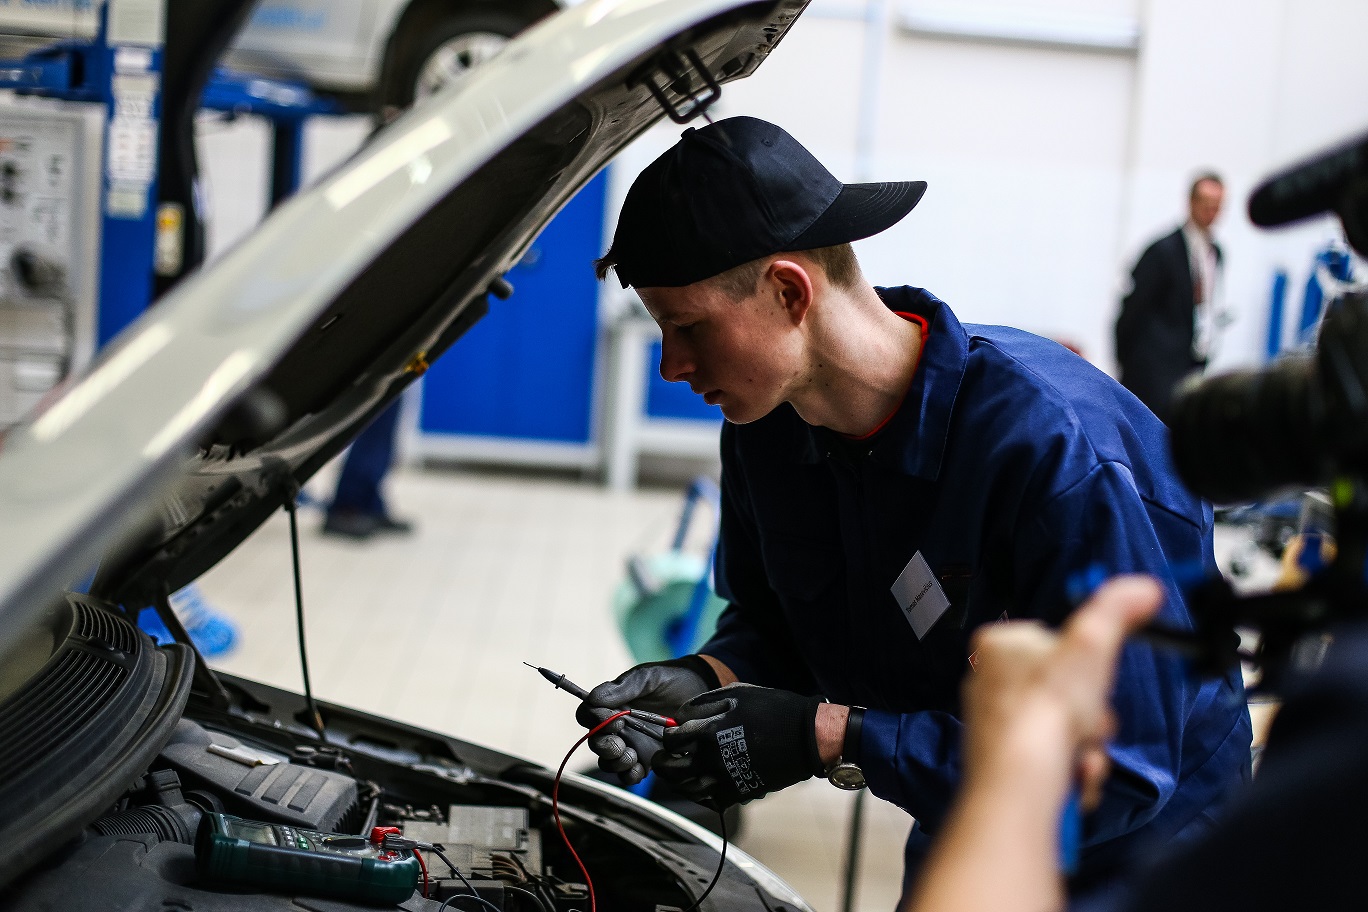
1162;128;1368;688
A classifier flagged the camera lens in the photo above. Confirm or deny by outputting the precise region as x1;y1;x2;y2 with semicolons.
1169;355;1334;504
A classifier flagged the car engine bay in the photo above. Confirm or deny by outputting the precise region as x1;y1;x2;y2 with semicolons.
0;596;786;912
11;717;592;911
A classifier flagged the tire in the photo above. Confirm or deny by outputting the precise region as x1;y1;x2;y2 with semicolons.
379;6;539;114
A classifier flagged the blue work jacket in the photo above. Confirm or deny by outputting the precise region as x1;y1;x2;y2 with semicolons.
701;287;1252;882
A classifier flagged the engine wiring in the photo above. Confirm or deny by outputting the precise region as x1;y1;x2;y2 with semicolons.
553;711;632;912
384;837;500;912
415;847;430;898
447;869;497;911
504;884;554;912
437;891;505;912
553;712;729;912
433;846;482;902
499;850;561;911
491;854;523;879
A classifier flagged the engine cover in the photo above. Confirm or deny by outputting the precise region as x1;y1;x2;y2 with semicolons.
158;720;357;832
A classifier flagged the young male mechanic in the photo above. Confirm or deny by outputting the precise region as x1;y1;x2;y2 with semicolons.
577;116;1252;893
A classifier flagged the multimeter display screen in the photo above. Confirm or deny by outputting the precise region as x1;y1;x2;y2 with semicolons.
223;819;279;846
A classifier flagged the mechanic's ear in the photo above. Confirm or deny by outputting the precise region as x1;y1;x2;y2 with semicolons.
766;259;814;326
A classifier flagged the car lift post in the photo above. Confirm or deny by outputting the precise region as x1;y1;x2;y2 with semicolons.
0;0;340;340
0;0;166;346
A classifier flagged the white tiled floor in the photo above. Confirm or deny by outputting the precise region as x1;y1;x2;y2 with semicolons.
199;464;910;912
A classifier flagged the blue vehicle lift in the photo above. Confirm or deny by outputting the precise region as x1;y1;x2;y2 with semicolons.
0;0;338;344
201;66;339;208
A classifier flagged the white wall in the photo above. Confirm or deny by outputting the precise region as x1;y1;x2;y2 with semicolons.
198;0;1368;374
613;0;1368;372
1119;0;1368;368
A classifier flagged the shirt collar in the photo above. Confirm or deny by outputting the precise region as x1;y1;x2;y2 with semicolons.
1183;219;1212;250
796;286;969;479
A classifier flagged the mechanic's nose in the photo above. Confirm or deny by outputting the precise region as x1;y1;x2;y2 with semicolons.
659;335;692;383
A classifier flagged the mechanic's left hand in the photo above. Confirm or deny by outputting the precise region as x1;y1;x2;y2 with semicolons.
652;684;825;809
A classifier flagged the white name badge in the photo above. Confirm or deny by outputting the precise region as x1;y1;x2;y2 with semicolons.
891;551;951;640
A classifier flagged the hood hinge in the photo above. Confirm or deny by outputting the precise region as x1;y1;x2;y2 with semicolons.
637;47;721;124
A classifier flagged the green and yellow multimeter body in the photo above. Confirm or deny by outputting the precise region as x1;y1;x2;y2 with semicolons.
196;812;419;904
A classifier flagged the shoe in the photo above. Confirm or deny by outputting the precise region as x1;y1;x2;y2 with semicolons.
137;584;239;658
322;510;380;540
373;514;414;535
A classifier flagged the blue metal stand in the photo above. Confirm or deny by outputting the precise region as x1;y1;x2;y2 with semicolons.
0;3;339;661
1297;243;1356;347
665;475;723;659
199;66;340;205
1266;269;1287;361
0;9;164;344
0;4;338;344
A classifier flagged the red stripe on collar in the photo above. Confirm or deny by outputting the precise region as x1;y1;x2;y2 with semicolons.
840;312;928;441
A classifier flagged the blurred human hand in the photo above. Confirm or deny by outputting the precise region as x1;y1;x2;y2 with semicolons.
905;576;1164;912
961;575;1164;811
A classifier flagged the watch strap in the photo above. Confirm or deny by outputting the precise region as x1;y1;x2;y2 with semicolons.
843;706;866;765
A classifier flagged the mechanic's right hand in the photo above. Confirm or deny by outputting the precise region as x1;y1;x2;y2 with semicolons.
576;655;721;785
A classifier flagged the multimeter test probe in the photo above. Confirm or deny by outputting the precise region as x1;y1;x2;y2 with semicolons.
524;663;678;730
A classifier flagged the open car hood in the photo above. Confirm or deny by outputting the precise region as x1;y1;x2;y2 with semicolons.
0;0;807;657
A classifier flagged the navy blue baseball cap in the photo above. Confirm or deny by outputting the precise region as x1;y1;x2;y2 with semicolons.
601;116;927;289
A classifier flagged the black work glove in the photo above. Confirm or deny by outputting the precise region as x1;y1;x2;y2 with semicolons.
651;684;825;809
576;655;721;785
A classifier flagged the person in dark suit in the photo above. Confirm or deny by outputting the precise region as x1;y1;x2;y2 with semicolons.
1115;174;1225;423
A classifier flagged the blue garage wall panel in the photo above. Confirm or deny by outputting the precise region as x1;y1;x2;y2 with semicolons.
420;171;608;443
644;340;723;422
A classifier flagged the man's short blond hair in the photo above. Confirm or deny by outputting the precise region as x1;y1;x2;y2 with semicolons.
708;244;862;299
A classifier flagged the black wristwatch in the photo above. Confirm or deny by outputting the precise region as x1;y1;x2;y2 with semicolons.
825;705;866;790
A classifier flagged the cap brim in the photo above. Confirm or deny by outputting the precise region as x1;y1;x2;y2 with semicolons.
788;180;927;250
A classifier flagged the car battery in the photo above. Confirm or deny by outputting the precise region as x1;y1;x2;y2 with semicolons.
401;804;542;876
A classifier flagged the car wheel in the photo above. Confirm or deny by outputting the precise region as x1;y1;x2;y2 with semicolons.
380;8;537;114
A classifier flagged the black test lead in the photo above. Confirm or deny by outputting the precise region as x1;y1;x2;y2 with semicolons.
523;662;678;728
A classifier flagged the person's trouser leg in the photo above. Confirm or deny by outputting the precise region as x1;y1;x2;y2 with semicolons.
330;401;401;517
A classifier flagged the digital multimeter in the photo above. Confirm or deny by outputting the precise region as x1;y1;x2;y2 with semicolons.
196;812;420;904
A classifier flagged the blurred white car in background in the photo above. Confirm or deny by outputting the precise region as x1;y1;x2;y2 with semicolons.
226;0;565;112
0;0;567;112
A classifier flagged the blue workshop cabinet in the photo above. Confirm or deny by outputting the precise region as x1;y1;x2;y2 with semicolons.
419;172;608;451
